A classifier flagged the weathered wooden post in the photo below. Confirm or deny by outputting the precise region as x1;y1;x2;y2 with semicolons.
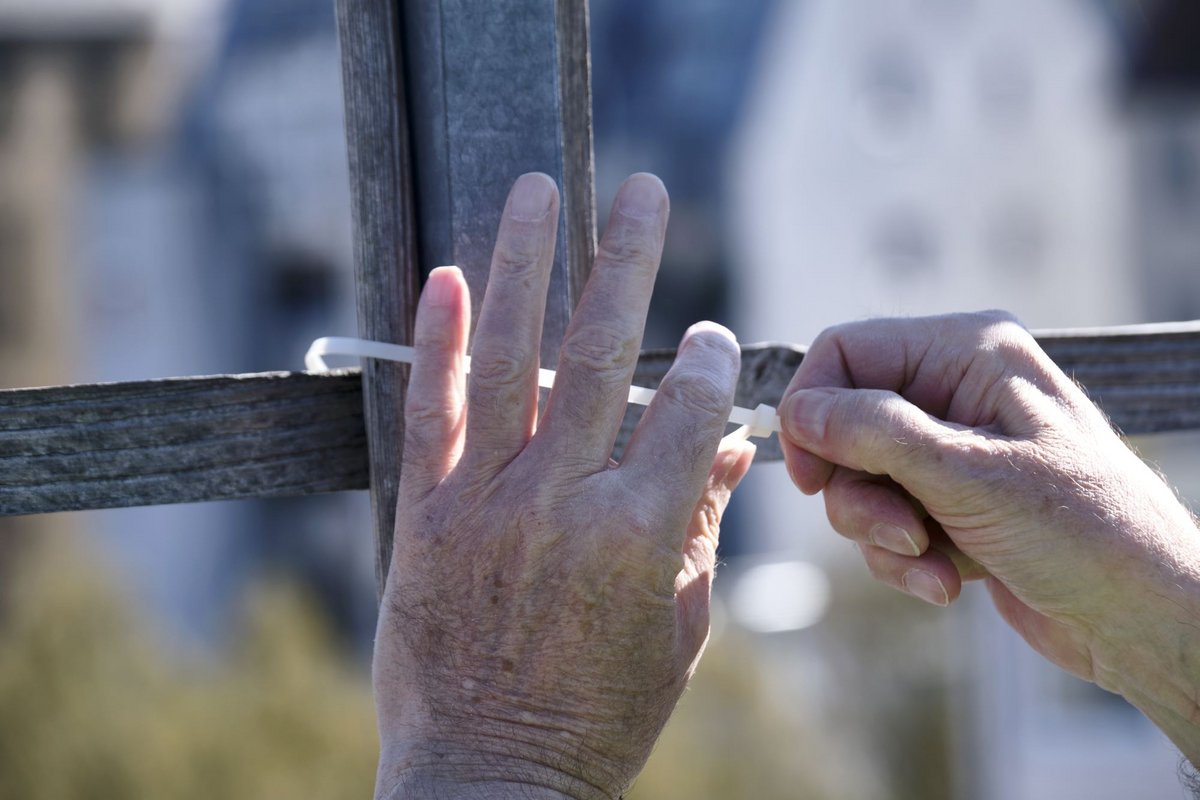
335;0;597;591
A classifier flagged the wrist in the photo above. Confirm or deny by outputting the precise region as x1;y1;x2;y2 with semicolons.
376;769;581;800
377;733;622;800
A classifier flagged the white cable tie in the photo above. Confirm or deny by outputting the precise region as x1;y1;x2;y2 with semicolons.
305;336;782;440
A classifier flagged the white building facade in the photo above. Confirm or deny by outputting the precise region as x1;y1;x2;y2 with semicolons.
728;0;1184;796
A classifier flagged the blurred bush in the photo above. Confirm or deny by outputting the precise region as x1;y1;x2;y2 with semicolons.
0;532;954;799
631;576;956;800
629;628;854;800
0;533;377;800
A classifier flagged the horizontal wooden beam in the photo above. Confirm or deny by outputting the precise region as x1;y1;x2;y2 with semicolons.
633;321;1200;462
0;371;368;516
3;322;1200;515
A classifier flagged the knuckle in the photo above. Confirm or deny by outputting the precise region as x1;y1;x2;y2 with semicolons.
845;390;889;430
560;323;639;377
398;443;431;477
596;224;660;267
469;349;528;391
823;492;856;539
940;434;996;471
617;502;658;540
405;399;452;428
882;434;934;471
964;310;1031;349
808;325;841;354
413;326;456;353
695;496;723;538
861;548;889;582
976;320;1045;375
855;396;934;467
399;416;449;472
820;320;859;342
491;227;547;277
990;330;1039;365
975;308;1025;327
658;369;732;418
823;317;892;343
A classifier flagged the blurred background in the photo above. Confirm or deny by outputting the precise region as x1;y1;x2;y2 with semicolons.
0;0;1197;797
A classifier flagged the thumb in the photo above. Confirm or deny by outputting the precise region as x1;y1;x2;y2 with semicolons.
781;387;980;498
683;433;757;561
676;435;756;662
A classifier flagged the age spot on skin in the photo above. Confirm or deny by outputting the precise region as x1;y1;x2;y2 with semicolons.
491;594;499;605
501;658;515;672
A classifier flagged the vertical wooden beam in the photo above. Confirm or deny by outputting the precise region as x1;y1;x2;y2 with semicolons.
402;0;596;361
336;0;596;593
336;0;420;594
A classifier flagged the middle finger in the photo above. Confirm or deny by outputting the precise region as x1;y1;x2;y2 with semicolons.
538;173;669;471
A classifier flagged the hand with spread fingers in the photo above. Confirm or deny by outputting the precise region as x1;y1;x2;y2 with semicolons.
372;173;756;800
779;312;1200;766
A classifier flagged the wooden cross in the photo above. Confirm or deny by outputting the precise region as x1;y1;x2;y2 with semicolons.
2;0;1200;595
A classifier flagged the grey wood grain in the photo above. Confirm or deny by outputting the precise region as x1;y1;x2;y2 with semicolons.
403;0;596;361
623;323;1200;460
554;0;598;310
340;0;597;590
1036;322;1200;436
337;0;420;592
3;324;1200;517
0;371;366;516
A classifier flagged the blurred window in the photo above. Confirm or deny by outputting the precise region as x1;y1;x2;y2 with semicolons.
873;208;941;279
0;53;15;139
852;43;930;160
1159;126;1198;215
986;203;1048;276
912;0;976;23
0;207;29;345
977;50;1034;133
265;248;337;316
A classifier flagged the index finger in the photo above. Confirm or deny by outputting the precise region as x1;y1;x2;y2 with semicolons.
780;311;1032;492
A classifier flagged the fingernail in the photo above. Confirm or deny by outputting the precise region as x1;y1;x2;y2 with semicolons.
509;173;555;221
616;173;666;219
423;266;460;306
870;523;920;557
782;389;836;443
902;570;949;607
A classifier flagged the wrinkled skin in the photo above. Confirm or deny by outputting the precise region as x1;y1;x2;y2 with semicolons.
372;173;755;800
779;312;1200;764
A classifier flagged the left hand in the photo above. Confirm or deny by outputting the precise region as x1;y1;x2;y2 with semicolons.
373;173;756;800
777;313;1200;765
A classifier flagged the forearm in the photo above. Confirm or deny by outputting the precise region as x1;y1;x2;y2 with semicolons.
1099;601;1200;766
1088;500;1200;765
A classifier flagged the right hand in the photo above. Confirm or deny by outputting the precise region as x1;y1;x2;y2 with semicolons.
777;312;1200;759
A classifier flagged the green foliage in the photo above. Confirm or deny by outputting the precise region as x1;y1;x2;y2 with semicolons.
0;536;955;799
629;575;956;800
0;534;378;800
628;629;855;800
